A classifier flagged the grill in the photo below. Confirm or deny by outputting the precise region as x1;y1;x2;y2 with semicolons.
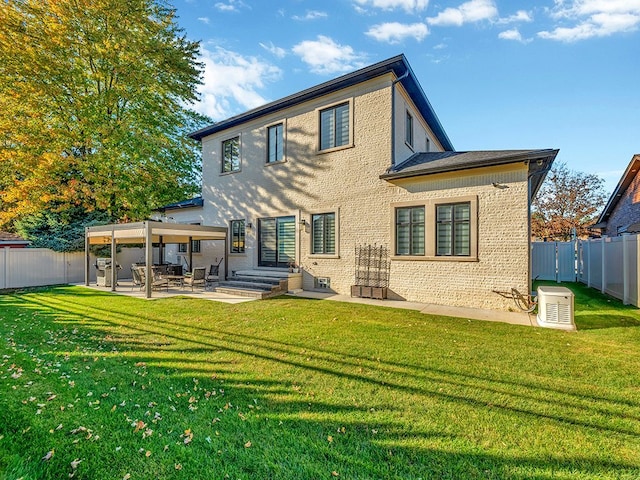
95;258;120;287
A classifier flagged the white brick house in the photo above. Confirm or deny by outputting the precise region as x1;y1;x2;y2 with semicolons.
167;55;557;310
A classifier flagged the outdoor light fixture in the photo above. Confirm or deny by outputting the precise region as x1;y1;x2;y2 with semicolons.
299;219;307;226
246;222;253;229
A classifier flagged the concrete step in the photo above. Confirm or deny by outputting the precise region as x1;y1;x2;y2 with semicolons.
232;275;283;286
213;285;284;299
219;280;281;292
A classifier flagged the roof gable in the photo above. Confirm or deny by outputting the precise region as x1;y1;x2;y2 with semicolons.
595;154;640;226
189;54;454;151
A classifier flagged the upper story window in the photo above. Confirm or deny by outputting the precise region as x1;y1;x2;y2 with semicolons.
222;136;240;173
311;212;336;255
320;102;349;151
436;202;471;256
425;137;430;152
230;219;246;253
395;206;425;256
405;111;413;148
267;124;284;163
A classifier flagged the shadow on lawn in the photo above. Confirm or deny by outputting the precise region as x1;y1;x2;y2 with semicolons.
3;288;640;478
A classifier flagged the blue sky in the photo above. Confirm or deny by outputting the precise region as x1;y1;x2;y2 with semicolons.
172;0;640;196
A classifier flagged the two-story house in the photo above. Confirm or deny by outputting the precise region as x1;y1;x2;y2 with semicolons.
169;54;557;310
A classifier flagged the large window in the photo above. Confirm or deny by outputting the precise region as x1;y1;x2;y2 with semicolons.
436;203;471;256
395;206;425;256
178;240;201;253
320;102;349;151
222;136;240;173
405;111;413;147
230;219;245;253
311;213;336;255
267;124;284;163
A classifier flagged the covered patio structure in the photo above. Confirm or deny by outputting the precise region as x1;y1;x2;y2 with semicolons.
85;221;227;298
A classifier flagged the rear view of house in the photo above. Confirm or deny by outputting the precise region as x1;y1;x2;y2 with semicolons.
169;55;557;310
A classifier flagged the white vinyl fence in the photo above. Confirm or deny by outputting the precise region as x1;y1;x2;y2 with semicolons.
532;236;640;307
0;247;145;290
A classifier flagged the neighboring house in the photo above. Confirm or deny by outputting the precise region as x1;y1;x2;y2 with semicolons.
0;231;30;248
592;154;640;236
169;55;557;310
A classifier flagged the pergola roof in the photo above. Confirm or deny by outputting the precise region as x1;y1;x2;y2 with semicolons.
86;221;227;245
85;221;227;299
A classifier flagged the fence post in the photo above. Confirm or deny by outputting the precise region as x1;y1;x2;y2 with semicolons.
586;240;591;287
2;247;7;289
601;236;606;294
623;234;629;305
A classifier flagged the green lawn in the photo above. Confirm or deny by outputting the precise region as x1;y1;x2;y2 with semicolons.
0;284;639;479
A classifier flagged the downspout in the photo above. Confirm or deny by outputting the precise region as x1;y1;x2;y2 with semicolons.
391;69;409;169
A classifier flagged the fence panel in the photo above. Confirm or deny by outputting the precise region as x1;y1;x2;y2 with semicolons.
557;242;576;282
531;242;558;281
628;236;639;306
604;237;624;299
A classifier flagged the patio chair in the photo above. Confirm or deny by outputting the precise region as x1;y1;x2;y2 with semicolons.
205;259;222;289
184;266;206;291
150;266;169;291
131;265;144;291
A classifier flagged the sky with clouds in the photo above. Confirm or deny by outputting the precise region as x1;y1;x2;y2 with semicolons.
174;0;640;195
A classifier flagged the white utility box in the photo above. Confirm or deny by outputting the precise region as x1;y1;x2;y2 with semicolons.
536;286;575;331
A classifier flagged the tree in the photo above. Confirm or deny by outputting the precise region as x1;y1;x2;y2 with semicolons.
0;0;207;229
532;162;607;241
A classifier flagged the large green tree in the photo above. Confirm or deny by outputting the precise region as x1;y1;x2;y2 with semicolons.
0;0;207;228
532;162;607;241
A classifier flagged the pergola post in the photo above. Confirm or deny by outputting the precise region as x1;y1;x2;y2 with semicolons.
145;222;153;299
110;227;117;292
84;227;90;286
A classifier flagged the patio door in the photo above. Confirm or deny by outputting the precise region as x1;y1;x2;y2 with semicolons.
258;216;295;268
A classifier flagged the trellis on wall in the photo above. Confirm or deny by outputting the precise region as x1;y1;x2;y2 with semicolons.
351;244;390;300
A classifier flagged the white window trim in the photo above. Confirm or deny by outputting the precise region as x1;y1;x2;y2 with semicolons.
265;119;287;165
316;98;354;154
220;134;242;175
306;207;340;259
390;196;478;262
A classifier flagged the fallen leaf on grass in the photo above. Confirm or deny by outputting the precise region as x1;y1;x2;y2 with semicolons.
42;449;54;461
244;441;252;448
175;464;182;470
123;474;131;480
332;471;339;477
70;458;82;469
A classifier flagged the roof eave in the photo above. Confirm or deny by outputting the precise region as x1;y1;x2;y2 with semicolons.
595;154;640;225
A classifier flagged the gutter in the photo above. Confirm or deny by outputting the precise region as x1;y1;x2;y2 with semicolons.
390;69;409;169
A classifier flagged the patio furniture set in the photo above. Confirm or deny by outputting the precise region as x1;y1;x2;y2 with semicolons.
129;261;221;292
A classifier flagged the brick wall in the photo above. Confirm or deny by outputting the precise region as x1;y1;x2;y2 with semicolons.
197;75;531;310
605;168;640;236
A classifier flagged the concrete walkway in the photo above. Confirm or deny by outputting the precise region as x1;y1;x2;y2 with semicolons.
287;291;538;327
79;282;537;327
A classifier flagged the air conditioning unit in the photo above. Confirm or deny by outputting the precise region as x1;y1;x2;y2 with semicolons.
536;286;575;331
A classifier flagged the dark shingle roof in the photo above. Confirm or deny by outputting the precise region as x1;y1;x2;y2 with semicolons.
189;54;454;152
594;154;640;226
380;149;559;198
0;231;29;244
155;197;204;213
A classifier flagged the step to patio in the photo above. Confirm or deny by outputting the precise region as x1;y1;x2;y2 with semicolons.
218;280;282;292
213;285;281;299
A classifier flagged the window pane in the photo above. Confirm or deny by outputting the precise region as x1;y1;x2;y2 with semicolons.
278;217;296;264
396;224;410;255
437;223;452;256
312;214;324;254
222;137;239;172
336;104;349;147
454;222;470;256
454;203;470;221
325;213;335;254
268;124;283;163
320;108;334;150
260;219;277;263
312;213;336;254
396;208;410;224
437;205;452;222
406;112;413;146
231;220;245;253
412;223;425;255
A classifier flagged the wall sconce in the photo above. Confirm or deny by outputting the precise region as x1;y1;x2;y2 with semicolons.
299;219;307;226
246;222;253;230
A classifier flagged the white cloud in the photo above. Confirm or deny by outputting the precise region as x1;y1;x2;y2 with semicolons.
365;22;429;43
497;10;533;24
353;0;429;13
292;10;328;21
197;17;210;24
498;28;531;43
292;35;367;75
214;0;248;13
259;41;287;58
539;0;640;41
427;0;498;26
195;46;281;120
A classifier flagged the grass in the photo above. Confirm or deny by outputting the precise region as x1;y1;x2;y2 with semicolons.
0;284;639;479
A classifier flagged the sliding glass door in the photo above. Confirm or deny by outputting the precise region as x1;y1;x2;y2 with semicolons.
258;216;295;268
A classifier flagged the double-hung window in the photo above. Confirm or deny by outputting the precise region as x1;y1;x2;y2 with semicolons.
311;213;336;255
222;136;240;173
230;219;245;253
267;124;284;163
405;111;413;148
436;203;471;256
320;102;349;151
395;206;425;256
